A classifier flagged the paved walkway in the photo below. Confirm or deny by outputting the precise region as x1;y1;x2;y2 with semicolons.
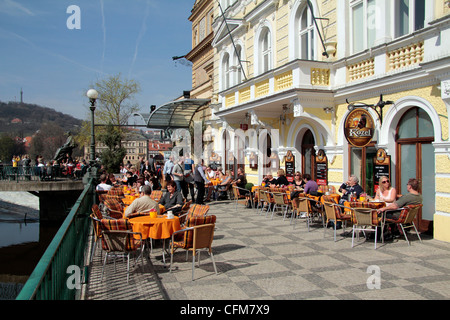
83;200;450;300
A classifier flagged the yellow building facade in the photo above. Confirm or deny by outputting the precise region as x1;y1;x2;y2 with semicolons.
206;0;450;241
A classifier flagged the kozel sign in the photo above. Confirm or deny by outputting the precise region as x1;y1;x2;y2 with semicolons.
344;108;375;147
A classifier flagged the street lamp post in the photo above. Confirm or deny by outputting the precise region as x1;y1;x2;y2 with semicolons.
86;89;98;166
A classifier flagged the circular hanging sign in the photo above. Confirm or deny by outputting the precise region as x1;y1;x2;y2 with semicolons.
344;108;375;147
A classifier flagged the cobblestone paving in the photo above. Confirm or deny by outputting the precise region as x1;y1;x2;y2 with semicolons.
84;200;450;300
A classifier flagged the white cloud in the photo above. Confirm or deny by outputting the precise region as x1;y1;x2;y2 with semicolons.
0;0;35;16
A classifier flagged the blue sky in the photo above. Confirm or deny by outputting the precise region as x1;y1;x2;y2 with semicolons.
0;0;194;121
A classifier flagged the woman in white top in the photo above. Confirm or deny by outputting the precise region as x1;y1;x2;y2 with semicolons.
374;176;397;203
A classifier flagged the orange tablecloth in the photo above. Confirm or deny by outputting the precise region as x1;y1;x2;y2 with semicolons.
128;215;180;240
321;193;340;204
122;198;134;205
343;201;386;214
344;201;386;209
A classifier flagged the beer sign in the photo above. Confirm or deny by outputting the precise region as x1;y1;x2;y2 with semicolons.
344;108;375;147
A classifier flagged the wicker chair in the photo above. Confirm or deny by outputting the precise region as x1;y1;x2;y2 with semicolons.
150;190;163;202
352;208;380;249
99;218;144;283
103;198;125;219
323;201;352;242
169;215;217;281
384;204;423;246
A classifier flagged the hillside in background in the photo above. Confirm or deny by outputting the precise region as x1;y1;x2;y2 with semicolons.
0;101;82;137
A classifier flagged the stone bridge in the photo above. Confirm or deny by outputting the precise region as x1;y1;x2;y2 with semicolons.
0;180;86;221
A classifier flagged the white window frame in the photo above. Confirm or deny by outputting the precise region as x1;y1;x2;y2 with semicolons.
298;5;316;60
350;0;377;54
254;21;274;76
392;0;426;38
221;52;231;91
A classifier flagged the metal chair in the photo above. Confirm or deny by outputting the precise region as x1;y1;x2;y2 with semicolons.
271;192;291;220
260;190;275;217
384;204;423;245
352;208;380;249
323;201;352;242
170;215;218;281
178;203;209;227
232;185;252;210
99;219;144;283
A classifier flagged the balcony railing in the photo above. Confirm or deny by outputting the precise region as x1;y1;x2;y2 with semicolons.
16;178;95;300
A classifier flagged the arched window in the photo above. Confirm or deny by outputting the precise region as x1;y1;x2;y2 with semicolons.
259;27;272;74
396;107;434;231
221;53;230;90
299;5;315;60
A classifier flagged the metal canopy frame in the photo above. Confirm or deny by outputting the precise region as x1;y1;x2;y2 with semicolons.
146;98;210;129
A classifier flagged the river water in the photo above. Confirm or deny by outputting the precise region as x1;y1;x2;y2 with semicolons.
0;192;61;300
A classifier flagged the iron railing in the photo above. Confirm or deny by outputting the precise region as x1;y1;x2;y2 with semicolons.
16;178;95;300
0;165;86;181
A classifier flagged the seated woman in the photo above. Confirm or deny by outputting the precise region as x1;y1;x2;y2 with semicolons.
159;181;184;215
234;167;248;194
292;171;305;190
274;169;289;187
262;174;276;186
290;171;305;199
374;176;397;204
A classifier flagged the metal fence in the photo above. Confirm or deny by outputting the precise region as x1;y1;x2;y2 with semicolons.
0;165;86;181
16;178;95;300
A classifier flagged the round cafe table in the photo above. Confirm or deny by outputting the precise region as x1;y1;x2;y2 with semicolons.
128;215;181;240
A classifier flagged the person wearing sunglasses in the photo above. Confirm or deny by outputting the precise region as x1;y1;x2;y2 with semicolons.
377;178;422;220
374;176;397;203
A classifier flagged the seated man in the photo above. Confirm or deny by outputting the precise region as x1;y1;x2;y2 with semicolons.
96;174;112;191
159;181;184;215
338;175;364;205
124;185;160;217
377;178;422;220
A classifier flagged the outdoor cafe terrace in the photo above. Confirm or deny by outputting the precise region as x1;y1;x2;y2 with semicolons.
82;187;450;301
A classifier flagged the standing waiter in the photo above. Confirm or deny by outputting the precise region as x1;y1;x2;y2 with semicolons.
194;159;208;205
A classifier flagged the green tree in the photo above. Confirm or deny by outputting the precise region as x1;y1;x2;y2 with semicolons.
0;133;15;163
75;73;141;161
93;73;141;129
98;123;126;173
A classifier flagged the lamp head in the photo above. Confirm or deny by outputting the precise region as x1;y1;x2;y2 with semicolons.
87;89;99;108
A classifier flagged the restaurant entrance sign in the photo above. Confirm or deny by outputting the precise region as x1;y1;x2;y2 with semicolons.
344;108;375;147
315;149;328;186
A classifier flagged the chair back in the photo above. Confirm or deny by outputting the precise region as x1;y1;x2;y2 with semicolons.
104;198;124;218
92;204;103;219
181;200;192;214
297;197;311;213
272;192;288;205
399;204;423;224
187;204;210;219
193;224;215;251
261;190;274;204
323;202;337;221
96;190;108;203
108;187;125;198
291;197;300;210
353;208;378;226
100;219;139;252
322;195;338;204
90;214;102;239
232;185;240;199
183;215;217;249
150;190;163;202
